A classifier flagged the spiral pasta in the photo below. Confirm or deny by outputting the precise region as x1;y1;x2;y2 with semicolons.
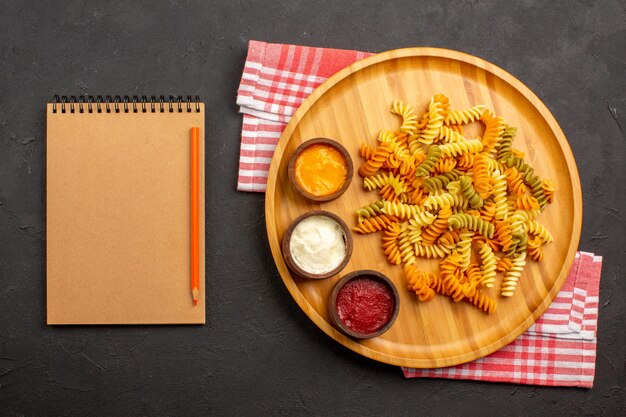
433;156;457;173
414;242;454;258
408;210;436;227
407;133;423;156
363;172;406;194
422;192;467;210
359;143;376;160
468;290;497;314
352;214;398;234
527;220;554;243
378;130;411;160
515;195;540;211
472;154;491;198
421;207;452;245
480;110;505;152
391;100;418;135
447;123;464;134
439;257;464;301
418;97;446;145
479;200;496;222
437;126;464;143
395;132;410;145
542;179;556;204
406;186;427;205
415;145;442;177
477;235;501;253
511;208;538;222
507;211;526;236
379;184;402;203
351;94;556;314
439;138;483;158
504;156;548;211
528;179;548;211
494;220;514;251
424;169;462;192
526;236;544;262
496;257;514;272
398;228;418;265
501;252;526;297
457;152;475;170
477;241;497;288
383;153;402;170
433;94;450;118
446;180;462;195
455;230;473;270
483;155;504;174
505;233;528;258
383;201;426;220
382;223;403;265
504;166;527;195
444;105;486;125
491;169;508;220
404;265;436;301
406;221;423;244
459;176;484;209
448;213;495;239
355;200;384;222
399;154;420;177
496;126;517;162
358;142;393;177
438;229;461;245
465;263;483;289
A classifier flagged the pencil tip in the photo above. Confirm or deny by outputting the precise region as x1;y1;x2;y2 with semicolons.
194;299;198;306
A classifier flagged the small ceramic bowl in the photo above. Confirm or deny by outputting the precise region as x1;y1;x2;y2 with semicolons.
329;270;400;339
287;138;353;202
281;210;353;280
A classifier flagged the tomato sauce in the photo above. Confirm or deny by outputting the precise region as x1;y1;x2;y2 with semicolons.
335;276;395;334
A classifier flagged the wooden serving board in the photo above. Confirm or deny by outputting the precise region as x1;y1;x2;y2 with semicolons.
265;48;582;368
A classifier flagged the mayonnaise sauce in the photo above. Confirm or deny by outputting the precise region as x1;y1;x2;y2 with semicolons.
289;215;346;274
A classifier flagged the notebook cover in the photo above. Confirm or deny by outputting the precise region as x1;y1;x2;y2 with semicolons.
46;102;205;324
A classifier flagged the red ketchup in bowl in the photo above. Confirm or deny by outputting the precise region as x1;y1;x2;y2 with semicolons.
335;276;396;334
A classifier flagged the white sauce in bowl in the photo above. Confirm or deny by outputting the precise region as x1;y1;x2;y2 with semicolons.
289;215;346;275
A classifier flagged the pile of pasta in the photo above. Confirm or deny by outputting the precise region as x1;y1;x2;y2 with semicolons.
353;94;556;314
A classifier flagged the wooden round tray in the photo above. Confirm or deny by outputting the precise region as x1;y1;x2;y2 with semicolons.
265;47;582;368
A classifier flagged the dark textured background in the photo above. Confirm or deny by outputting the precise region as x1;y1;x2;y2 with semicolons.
0;0;624;416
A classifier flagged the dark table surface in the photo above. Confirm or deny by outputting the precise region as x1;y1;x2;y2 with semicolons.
1;1;624;416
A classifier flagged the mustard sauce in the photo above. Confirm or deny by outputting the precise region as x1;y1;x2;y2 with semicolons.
294;144;347;196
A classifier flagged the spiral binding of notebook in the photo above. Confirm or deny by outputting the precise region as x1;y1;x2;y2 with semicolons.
52;95;202;114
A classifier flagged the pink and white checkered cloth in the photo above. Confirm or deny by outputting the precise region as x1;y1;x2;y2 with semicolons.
237;40;602;387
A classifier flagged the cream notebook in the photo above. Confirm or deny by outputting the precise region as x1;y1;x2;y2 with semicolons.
46;95;205;324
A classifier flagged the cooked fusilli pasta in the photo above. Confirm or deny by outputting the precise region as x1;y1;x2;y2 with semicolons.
352;214;398;234
476;241;496;288
350;94;556;314
501;252;526;297
448;213;495;239
418;97;446;145
355;200;384;222
444;105;486;125
391;100;419;135
439;138;483;158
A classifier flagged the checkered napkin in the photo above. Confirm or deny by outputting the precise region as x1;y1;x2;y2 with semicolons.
236;40;602;387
